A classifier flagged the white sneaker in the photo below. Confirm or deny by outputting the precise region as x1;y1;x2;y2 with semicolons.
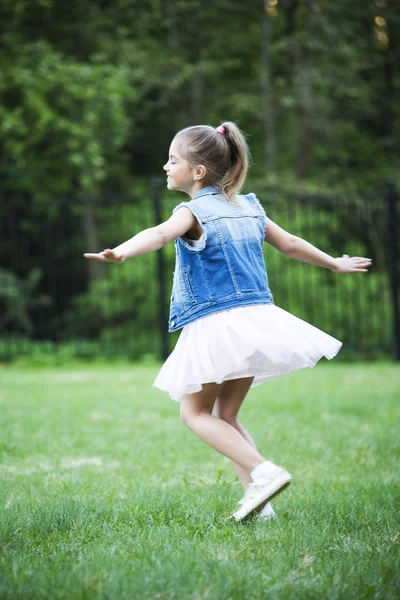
232;466;291;521
237;498;276;520
258;502;277;520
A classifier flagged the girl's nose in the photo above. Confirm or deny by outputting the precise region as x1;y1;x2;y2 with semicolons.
163;163;168;171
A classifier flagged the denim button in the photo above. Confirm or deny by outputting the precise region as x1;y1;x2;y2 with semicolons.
171;320;175;327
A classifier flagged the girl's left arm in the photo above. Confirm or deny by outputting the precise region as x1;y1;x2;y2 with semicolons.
264;217;372;273
84;207;196;263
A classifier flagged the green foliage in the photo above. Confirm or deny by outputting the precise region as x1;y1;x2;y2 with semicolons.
0;268;52;334
0;40;132;198
1;0;398;193
60;200;162;347
0;336;160;365
2;186;395;361
0;0;398;361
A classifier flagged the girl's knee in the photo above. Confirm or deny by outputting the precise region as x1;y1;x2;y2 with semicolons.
180;404;192;427
180;404;200;427
180;403;212;427
213;408;239;426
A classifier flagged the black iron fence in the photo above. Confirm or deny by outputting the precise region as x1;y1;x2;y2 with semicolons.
1;178;399;362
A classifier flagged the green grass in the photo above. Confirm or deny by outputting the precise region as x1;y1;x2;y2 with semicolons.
0;362;399;600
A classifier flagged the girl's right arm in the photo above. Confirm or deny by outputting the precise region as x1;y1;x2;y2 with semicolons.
84;207;196;263
264;217;372;273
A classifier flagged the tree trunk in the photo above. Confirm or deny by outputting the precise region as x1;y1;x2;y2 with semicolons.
295;55;316;179
191;14;203;124
282;0;316;179
283;0;299;36
381;43;395;156
260;1;276;174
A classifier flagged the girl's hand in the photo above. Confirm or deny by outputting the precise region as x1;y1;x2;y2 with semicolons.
83;249;125;263
332;254;372;273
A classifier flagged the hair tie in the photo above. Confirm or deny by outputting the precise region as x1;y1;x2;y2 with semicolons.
216;125;225;135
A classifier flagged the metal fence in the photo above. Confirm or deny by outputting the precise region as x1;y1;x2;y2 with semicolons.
1;178;399;362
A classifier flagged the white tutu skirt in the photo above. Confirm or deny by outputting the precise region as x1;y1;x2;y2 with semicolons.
153;304;342;402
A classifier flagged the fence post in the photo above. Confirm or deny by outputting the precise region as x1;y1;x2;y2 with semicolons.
151;177;169;361
387;175;400;361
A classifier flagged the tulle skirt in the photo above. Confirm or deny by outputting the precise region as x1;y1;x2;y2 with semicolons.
153;304;342;402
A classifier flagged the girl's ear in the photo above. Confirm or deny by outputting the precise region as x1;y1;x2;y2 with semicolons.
194;165;207;181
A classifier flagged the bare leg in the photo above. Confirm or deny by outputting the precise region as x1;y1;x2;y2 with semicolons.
213;378;280;519
180;381;266;473
228;421;258;489
213;378;260;491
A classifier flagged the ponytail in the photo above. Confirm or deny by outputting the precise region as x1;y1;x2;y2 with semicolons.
173;121;251;204
219;122;250;203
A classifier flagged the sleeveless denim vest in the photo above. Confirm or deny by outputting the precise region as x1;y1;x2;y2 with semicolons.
169;186;273;332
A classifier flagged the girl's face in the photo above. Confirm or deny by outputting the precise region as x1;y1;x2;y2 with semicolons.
163;142;197;195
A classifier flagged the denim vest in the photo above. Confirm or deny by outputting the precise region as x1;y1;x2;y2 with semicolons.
169;186;273;332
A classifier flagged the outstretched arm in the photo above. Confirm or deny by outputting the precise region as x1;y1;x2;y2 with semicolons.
264;217;372;273
84;207;196;263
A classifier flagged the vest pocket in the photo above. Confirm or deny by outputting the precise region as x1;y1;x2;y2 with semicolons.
183;268;196;304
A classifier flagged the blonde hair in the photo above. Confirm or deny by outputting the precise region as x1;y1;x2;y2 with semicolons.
173;122;250;203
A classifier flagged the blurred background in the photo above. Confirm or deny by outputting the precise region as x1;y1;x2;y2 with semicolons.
1;0;399;363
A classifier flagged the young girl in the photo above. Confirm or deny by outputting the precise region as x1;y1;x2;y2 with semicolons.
84;122;371;521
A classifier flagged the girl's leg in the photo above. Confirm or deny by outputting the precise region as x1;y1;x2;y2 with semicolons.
182;379;289;521
213;379;276;517
212;377;258;490
180;381;267;473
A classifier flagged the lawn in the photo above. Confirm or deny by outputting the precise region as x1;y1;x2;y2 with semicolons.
0;362;399;600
